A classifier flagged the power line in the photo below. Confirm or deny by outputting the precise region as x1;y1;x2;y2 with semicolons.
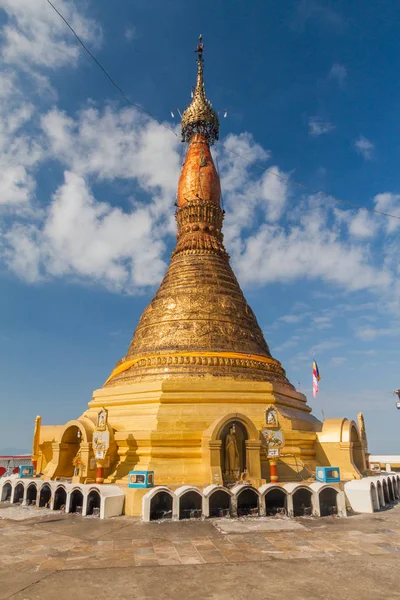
46;0;400;223
45;0;178;138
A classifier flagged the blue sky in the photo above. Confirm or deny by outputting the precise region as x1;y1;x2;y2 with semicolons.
1;0;399;455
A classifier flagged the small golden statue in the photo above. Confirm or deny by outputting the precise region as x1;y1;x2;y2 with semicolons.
224;426;240;481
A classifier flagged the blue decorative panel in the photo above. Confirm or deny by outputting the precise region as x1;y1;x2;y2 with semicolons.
128;471;154;488
316;466;340;483
18;466;34;478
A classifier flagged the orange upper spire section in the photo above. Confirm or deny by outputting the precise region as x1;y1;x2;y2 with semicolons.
177;134;221;207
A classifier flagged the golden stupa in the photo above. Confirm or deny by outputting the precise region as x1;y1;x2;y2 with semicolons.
33;37;368;515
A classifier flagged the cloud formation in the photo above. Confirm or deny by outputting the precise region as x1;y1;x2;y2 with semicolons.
308;116;335;136
0;0;399;321
354;135;375;160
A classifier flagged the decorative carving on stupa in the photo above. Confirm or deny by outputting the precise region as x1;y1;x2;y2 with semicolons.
181;35;219;145
104;37;293;389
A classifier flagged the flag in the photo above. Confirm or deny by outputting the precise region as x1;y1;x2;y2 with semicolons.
312;360;320;398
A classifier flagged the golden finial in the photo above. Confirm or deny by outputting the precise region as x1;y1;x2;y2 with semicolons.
181;35;219;145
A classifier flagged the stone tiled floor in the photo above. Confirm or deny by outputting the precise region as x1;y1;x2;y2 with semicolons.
2;503;400;599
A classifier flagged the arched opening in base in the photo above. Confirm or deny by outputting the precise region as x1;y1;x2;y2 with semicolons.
237;488;259;517
59;425;82;478
86;490;101;516
1;483;12;502
350;426;365;474
393;478;399;499
370;484;379;511
69;489;84;514
292;488;312;517
319;488;338;516
13;483;24;504
39;485;52;508
26;484;37;506
388;479;394;502
208;490;231;518
150;491;173;521
265;488;286;516
179;491;202;520
54;487;67;511
377;481;384;506
383;480;390;504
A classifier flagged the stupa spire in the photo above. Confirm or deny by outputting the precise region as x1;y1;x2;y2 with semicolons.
103;37;292;390
181;35;219;145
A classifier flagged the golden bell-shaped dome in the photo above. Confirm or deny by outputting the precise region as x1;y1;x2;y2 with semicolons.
104;38;292;390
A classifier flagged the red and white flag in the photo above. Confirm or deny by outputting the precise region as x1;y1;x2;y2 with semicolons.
312;361;320;398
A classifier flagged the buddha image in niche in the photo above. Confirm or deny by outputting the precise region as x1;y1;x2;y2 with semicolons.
225;426;240;476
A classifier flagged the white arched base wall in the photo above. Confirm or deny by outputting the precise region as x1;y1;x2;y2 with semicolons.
0;478;124;519
345;474;400;514
142;483;347;521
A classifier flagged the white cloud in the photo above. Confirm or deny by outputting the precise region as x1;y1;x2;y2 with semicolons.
293;0;345;32
348;210;378;239
0;2;399;306
356;325;400;341
41;106;180;208
0;0;101;69
354;135;375;160
313;316;332;329
4;171;167;291
309;339;345;355
329;63;347;86
0;86;44;208
308;116;335;136
125;26;136;42
280;314;304;324
331;356;345;365
274;336;300;352
231;208;391;293
374;193;400;234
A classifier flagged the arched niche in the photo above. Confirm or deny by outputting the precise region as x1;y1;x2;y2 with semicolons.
39;484;52;508
207;413;261;486
1;482;12;502
59;424;84;478
208;489;231;518
264;487;287;516
54;486;67;511
318;487;338;516
292;487;312;517
392;477;399;499
220;421;248;485
26;483;37;506
149;490;173;521
69;489;84;514
387;478;395;502
349;425;365;474
370;483;379;511
86;490;101;516
236;487;259;517
382;480;390;504
377;481;384;506
179;490;203;520
13;483;25;504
